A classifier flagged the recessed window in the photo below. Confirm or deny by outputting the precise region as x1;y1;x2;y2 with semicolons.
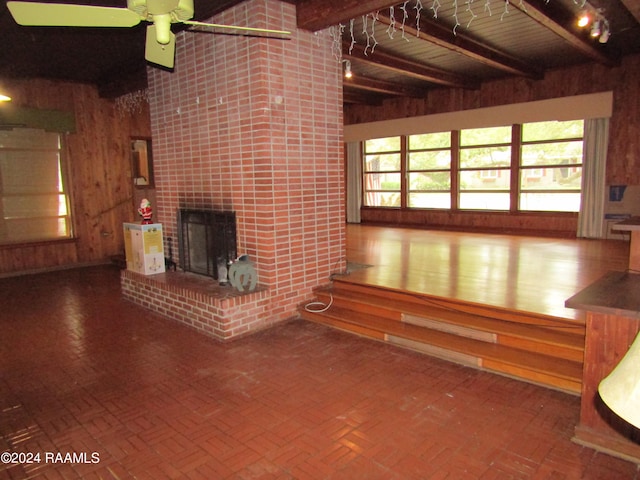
0;128;72;244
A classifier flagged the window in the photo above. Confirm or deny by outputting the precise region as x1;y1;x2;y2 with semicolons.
519;120;583;212
363;137;401;207
459;126;512;211
408;132;452;209
0;128;72;244
361;120;584;213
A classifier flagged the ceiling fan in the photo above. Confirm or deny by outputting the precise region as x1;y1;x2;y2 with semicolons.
6;0;291;69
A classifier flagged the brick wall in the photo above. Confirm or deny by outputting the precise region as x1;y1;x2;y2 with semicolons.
131;0;345;338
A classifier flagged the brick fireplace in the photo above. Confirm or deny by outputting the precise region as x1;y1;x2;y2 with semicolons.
121;0;345;340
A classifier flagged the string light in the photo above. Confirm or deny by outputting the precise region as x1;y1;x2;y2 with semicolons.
115;89;148;115
400;1;411;41
334;0;612;71
386;6;397;38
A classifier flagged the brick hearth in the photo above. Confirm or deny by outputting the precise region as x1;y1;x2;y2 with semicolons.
121;269;270;340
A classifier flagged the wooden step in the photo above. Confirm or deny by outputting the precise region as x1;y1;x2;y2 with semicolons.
300;282;584;394
329;279;585;332
312;282;585;362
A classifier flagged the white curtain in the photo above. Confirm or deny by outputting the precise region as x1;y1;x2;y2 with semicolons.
577;118;609;238
346;142;362;223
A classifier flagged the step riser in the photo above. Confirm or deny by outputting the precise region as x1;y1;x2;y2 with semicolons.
402;313;498;343
314;288;584;340
302;311;580;394
302;281;585;395
314;291;584;362
330;280;584;331
386;334;482;367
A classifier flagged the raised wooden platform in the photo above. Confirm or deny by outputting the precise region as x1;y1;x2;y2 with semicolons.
299;225;630;395
301;278;585;394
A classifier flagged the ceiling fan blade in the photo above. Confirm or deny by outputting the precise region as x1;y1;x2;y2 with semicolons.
145;25;175;68
182;20;290;36
7;1;141;27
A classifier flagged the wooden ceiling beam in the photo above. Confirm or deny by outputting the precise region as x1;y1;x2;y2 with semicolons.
515;0;619;67
376;11;542;79
344;75;429;97
620;0;640;24
296;0;398;32
343;41;479;90
342;90;385;105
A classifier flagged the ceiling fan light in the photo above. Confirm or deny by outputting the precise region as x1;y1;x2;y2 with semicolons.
0;94;11;102
152;13;172;44
590;19;601;37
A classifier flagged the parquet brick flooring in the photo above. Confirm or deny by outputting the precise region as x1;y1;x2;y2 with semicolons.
1;266;638;479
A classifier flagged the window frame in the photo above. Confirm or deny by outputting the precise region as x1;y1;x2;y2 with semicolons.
361;120;584;214
362;137;404;208
0;128;73;246
407;132;453;209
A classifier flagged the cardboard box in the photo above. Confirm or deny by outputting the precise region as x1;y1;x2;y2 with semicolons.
123;223;165;275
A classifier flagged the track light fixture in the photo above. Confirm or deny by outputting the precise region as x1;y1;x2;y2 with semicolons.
343;59;353;79
599;20;611;43
577;12;591;28
577;7;611;44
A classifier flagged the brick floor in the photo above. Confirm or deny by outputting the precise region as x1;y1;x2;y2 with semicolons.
1;266;638;479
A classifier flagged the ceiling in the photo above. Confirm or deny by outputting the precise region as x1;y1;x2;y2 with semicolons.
1;0;639;102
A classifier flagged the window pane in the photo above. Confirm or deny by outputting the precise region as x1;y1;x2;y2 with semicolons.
459;192;510;210
409;151;451;170
409;132;451;149
460;126;511;146
520;167;582;190
364;191;401;207
409;192;451;209
364;173;401;191
522;120;584;142
2;193;62;217
460;146;511;168
460;169;510;190
409;172;450;191
521;141;583;167
520;192;581;212
365;137;401;152
364;153;401;172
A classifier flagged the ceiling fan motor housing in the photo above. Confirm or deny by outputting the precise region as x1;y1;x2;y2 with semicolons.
127;0;194;22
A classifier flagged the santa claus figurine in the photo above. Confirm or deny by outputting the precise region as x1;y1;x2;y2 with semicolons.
138;198;153;224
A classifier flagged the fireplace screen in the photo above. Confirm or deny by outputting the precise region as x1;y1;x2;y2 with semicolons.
177;209;237;279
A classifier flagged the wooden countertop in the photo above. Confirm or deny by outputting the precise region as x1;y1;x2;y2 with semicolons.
565;271;640;319
612;216;640;231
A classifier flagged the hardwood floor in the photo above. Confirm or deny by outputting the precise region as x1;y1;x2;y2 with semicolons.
344;224;630;321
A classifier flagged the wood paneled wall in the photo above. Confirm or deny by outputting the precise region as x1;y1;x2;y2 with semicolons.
346;55;640;235
0;78;151;276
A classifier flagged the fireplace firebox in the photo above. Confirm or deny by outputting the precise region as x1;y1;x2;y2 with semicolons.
177;209;237;280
